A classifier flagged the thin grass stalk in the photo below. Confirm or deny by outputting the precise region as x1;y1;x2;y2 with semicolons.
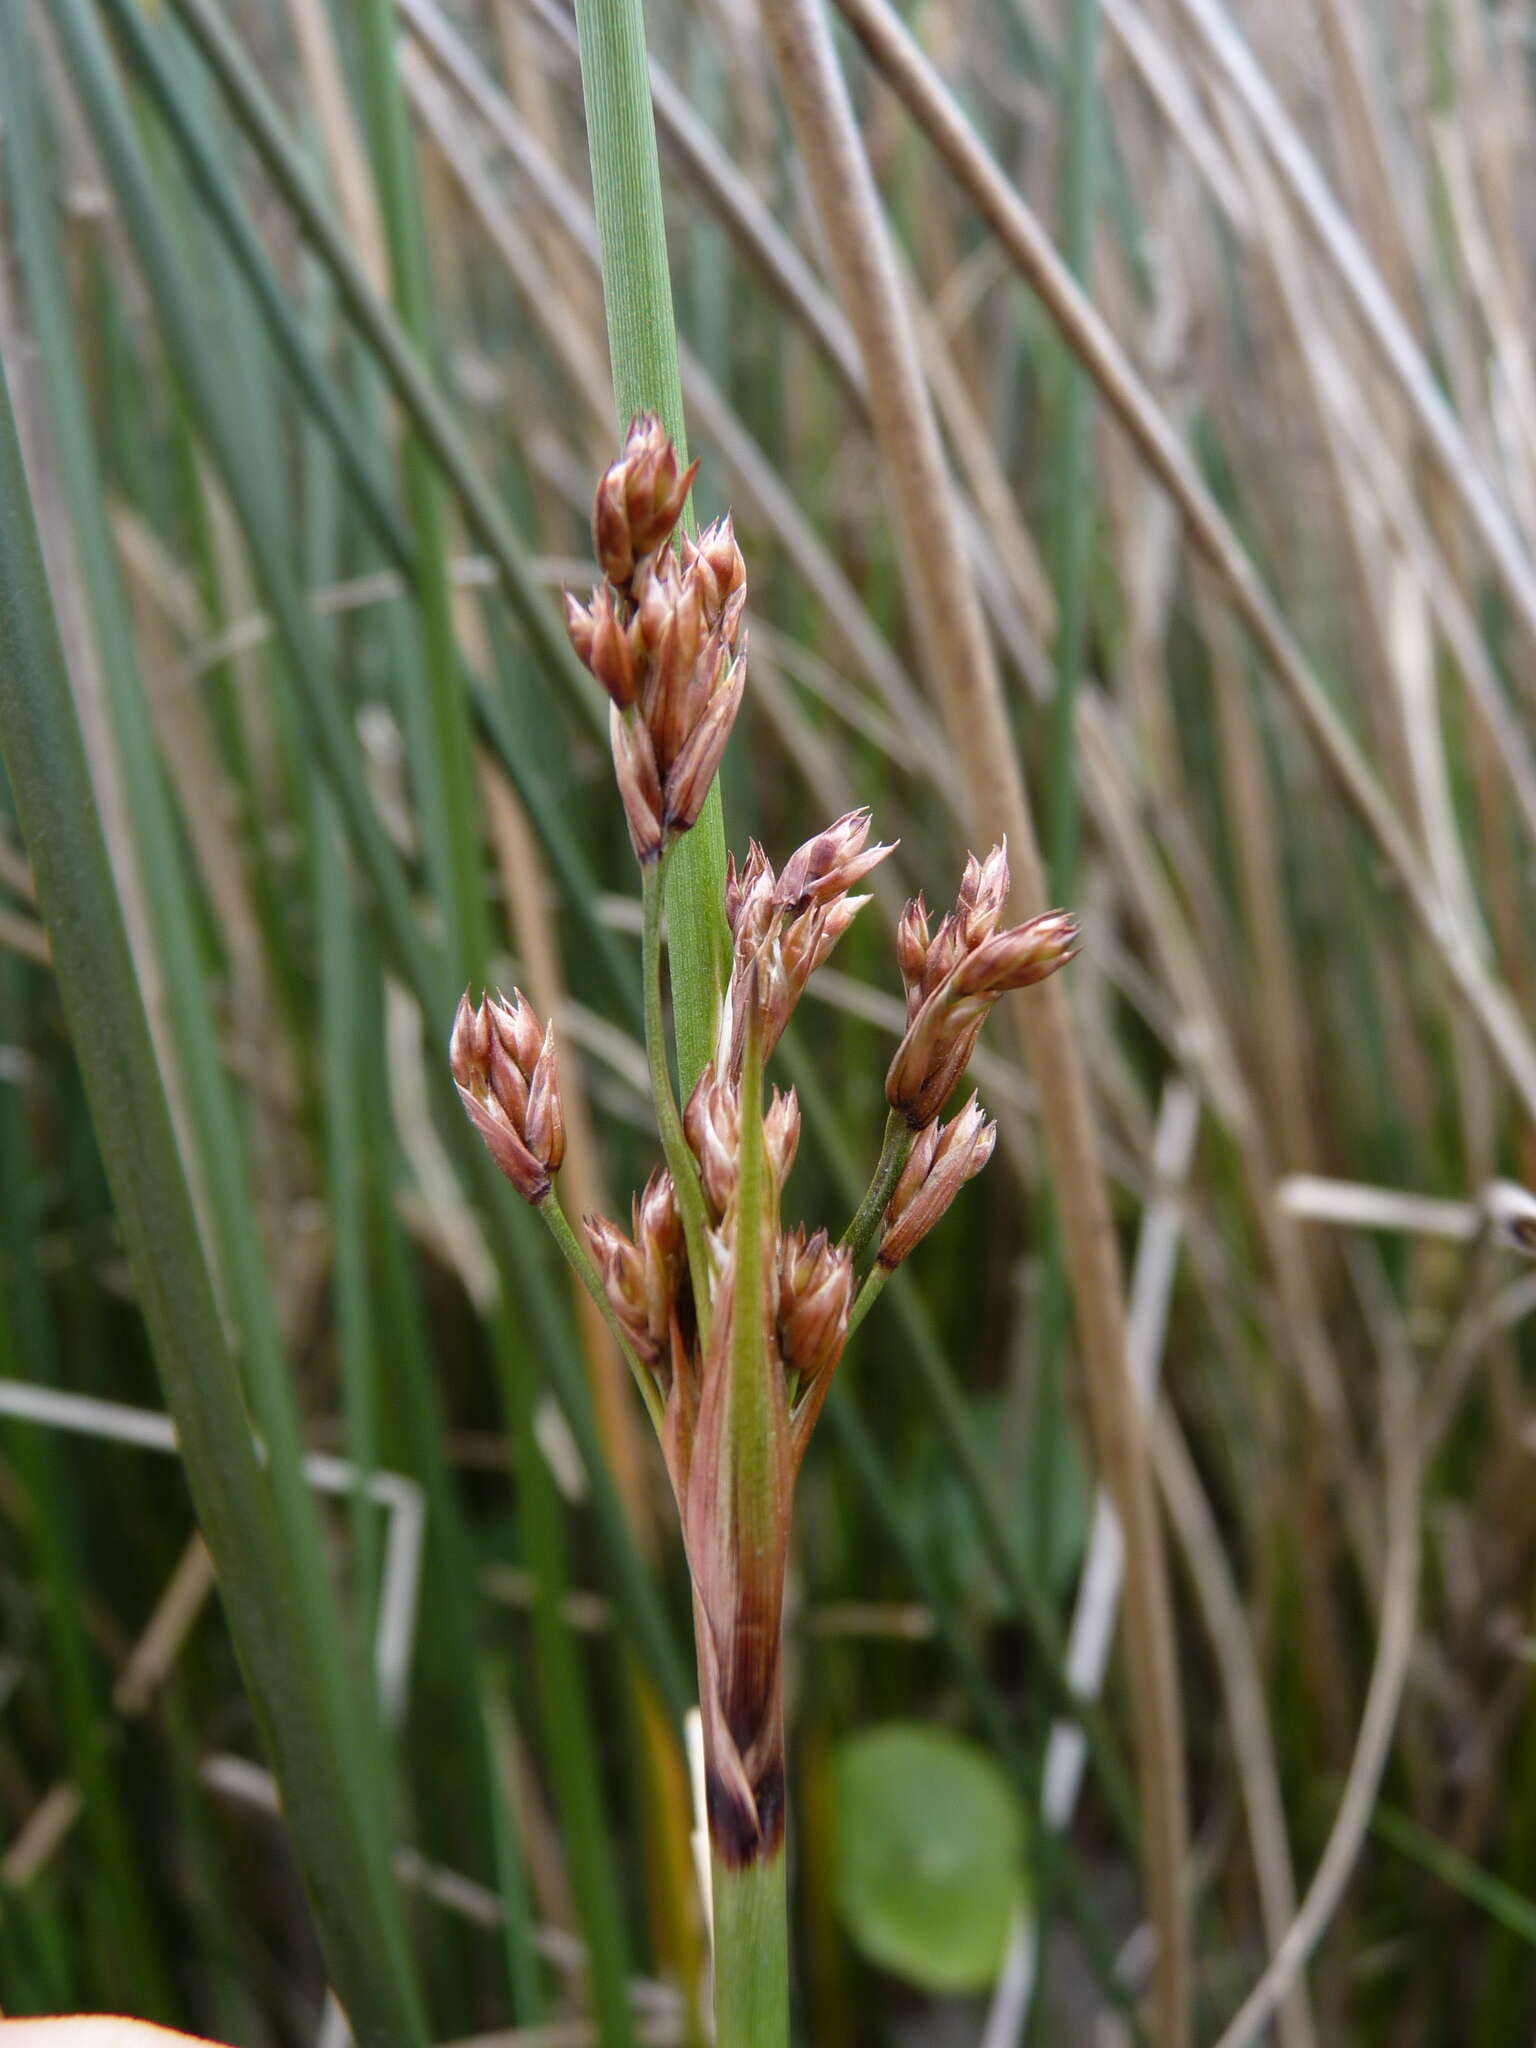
356;0;489;972
573;0;728;1096
0;1050;172;2015
1030;1;1104;1894
754;5;1191;2041
1048;0;1102;892
0;346;429;2046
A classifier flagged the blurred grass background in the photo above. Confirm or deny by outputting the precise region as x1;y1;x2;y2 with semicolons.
2;0;1536;2040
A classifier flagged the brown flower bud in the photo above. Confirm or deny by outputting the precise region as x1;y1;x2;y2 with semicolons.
886;843;1079;1126
566;585;640;710
775;808;895;911
681;515;747;632
764;1087;801;1192
662;644;746;835
717;818;893;1081
950;909;1082;998
563;589;596;670
726;843;777;951
684;1067;800;1225
778;1226;852;1385
895;894;931;1007
582;424;748;859
955;841;1011;946
685;1066;739;1220
585;1169;684;1371
592;413;697;590
610;703;665;863
879;1094;996;1267
451;989;566;1201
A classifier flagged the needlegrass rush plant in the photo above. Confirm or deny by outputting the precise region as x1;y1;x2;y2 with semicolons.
8;0;1536;2042
452;418;1079;2041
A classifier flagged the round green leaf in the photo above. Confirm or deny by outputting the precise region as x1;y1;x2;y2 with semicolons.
833;1723;1029;1993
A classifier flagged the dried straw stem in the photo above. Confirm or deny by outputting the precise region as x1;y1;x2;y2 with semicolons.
829;0;1536;1124
754;3;1191;2040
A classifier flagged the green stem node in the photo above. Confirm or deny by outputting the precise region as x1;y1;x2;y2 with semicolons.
840;1109;913;1273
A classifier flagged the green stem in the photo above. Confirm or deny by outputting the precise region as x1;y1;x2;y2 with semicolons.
573;0;729;1088
702;1001;791;2047
711;1851;790;2048
845;1261;892;1346
539;1186;666;1434
840;1109;912;1272
642;855;717;1322
356;0;488;976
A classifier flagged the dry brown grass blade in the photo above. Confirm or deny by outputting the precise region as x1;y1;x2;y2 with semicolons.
828;0;1536;1126
1163;0;1536;658
753;3;1192;2040
1211;1356;1421;2048
282;0;390;297
1153;1404;1316;2048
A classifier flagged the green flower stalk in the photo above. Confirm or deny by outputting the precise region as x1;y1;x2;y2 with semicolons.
453;419;1079;2044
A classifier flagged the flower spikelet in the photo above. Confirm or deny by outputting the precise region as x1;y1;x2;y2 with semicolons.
879;1094;997;1268
717;811;895;1079
565;419;746;858
886;842;1078;1127
450;989;565;1202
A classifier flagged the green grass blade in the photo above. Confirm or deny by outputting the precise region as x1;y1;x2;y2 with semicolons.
0;341;428;2048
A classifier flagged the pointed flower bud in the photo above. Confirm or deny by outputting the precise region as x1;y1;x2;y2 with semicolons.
661;642;747;836
592;413;696;591
886;843;1079;1126
685;1065;740;1220
775;808;895;911
777;1226;853;1386
584;1169;685;1373
680;515;747;633
717;818;895;1080
685;1069;802;1223
609;702;665;863
451;989;566;1202
565;585;640;710
879;1094;997;1267
764;1087;801;1192
565;424;750;860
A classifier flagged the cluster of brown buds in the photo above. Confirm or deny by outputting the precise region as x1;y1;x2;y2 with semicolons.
718;808;894;1080
886;842;1079;1129
564;414;748;861
879;1093;996;1269
449;989;565;1204
452;420;1080;1880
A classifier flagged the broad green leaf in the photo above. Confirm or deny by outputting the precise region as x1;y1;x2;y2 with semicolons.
834;1722;1029;1993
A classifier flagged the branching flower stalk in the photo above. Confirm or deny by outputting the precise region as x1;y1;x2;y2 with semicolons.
453;419;1079;2044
